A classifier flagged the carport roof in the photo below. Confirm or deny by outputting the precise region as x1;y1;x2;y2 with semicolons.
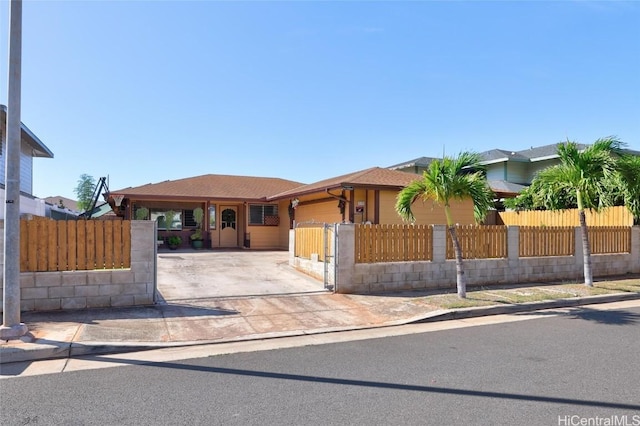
111;174;305;201
268;167;422;200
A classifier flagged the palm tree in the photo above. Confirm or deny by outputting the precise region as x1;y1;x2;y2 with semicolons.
616;154;640;225
395;152;494;298
534;138;621;287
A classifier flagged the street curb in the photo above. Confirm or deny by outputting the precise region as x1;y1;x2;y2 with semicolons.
2;292;639;365
407;292;640;323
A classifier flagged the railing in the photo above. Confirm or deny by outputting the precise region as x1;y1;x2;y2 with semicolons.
590;226;631;254
355;224;433;263
445;225;507;259
519;226;574;257
20;219;131;272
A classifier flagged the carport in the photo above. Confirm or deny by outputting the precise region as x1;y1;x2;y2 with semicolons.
156;250;326;301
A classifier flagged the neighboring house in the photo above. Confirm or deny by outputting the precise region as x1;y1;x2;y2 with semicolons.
389;143;640;200
268;167;476;226
107;174;305;250
42;196;81;220
0;105;54;219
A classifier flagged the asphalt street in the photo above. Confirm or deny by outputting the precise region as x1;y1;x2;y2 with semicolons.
2;305;639;425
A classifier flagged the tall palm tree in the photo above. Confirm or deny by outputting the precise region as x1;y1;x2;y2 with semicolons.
395;152;494;298
534;138;621;287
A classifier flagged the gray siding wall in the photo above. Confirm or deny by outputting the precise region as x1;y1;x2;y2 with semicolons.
0;127;35;195
485;163;506;181
506;162;529;184
20;142;33;194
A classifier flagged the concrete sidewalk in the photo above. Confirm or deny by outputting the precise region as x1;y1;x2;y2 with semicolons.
2;283;640;365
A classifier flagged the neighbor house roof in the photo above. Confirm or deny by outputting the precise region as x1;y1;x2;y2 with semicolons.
0;104;54;158
514;143;590;162
43;196;80;212
479;149;529;164
487;180;528;196
388;156;439;170
110;174;305;201
269;167;422;200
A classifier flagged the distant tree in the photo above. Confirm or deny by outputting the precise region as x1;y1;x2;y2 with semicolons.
532;138;621;287
74;174;96;212
395;152;494;298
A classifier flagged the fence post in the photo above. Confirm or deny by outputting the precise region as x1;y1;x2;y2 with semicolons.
632;226;640;274
288;229;295;266
335;223;355;293
432;225;446;264
507;226;520;283
507;226;519;260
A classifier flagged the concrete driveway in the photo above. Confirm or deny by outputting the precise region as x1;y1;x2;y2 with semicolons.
156;250;326;301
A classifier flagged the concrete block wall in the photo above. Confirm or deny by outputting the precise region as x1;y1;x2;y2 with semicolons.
1;220;156;312
292;224;640;294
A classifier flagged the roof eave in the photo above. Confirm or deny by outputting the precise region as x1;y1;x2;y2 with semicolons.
0;105;54;158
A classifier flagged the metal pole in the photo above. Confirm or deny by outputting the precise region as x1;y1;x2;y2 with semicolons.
1;0;27;339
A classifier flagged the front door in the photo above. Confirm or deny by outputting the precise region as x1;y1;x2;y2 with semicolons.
220;206;238;247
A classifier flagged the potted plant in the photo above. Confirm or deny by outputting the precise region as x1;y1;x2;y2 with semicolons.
190;207;205;249
167;235;182;250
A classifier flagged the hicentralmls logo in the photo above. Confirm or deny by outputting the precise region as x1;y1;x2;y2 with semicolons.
558;415;640;426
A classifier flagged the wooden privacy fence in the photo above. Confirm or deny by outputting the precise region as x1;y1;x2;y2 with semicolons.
498;205;633;227
519;226;574;257
351;224;632;264
589;226;631;254
445;225;507;259
355;224;433;263
20;219;131;272
294;225;331;261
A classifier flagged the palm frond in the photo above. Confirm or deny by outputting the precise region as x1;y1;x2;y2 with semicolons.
395;178;428;222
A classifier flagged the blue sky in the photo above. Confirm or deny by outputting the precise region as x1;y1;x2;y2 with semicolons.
1;0;638;200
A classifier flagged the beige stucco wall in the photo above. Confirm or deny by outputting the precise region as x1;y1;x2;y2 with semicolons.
378;191;477;225
292;189;477;226
295;199;342;225
243;199;291;249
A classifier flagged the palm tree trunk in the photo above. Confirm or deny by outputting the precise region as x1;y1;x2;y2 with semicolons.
578;209;593;287
447;225;466;298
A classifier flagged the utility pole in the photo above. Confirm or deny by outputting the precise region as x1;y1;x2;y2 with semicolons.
1;0;27;339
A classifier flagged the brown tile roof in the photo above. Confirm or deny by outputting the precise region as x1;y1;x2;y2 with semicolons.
268;167;422;200
111;174;305;201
